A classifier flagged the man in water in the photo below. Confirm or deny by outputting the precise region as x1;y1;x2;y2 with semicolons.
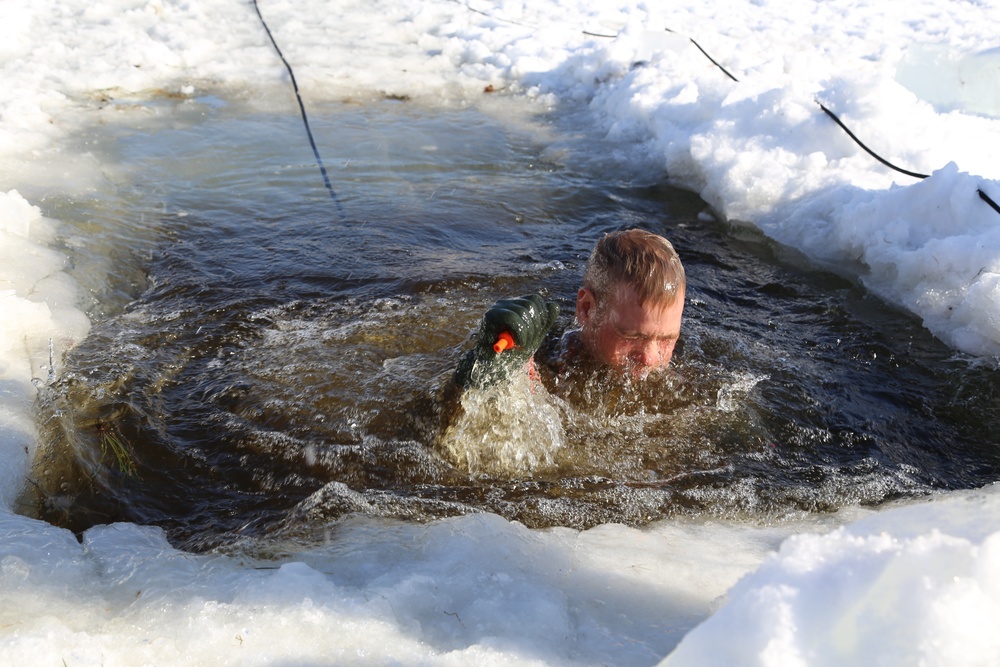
454;228;686;389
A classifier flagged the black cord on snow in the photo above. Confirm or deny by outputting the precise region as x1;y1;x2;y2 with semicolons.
664;28;739;82
817;102;930;179
818;102;1000;214
980;188;1000;216
670;27;1000;218
252;0;346;217
665;28;1000;213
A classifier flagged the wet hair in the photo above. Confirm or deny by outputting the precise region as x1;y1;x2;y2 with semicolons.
582;229;686;310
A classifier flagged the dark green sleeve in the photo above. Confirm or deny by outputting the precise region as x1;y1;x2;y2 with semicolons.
454;294;560;389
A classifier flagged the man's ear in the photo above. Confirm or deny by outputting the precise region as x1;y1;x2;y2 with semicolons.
576;287;597;326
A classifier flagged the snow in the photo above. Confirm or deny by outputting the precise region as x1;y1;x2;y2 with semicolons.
1;0;999;664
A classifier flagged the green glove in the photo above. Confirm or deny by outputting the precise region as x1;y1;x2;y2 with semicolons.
455;294;560;389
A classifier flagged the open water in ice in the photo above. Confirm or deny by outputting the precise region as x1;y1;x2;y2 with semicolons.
19;96;1000;552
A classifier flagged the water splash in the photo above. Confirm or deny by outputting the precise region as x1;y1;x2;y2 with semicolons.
438;372;566;477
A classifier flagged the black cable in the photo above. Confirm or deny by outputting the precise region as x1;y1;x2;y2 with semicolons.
664;28;739;82
667;28;1000;218
252;0;346;217
817;102;1000;216
816;102;930;179
688;38;739;82
450;0;533;27
980;188;1000;216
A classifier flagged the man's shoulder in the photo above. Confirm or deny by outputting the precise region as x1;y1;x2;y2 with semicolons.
537;329;581;367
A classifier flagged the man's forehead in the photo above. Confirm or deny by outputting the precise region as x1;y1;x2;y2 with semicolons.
609;281;684;312
608;285;683;331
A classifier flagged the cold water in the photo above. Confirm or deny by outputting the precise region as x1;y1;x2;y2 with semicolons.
19;96;1000;552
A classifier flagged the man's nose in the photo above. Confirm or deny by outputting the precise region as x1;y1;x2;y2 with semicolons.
630;340;661;368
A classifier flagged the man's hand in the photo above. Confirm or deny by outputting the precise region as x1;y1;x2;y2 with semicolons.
455;294;560;389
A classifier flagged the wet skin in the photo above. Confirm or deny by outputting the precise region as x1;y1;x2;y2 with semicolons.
576;282;685;377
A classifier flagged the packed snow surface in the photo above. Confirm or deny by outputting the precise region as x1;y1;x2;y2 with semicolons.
2;0;999;664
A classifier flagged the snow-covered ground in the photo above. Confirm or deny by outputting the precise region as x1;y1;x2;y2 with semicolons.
2;1;999;664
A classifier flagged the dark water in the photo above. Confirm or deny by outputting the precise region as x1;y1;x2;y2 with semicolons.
21;97;1000;552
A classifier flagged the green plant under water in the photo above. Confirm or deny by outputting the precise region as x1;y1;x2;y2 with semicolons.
96;422;139;478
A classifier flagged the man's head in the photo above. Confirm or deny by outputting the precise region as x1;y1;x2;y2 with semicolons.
576;229;686;375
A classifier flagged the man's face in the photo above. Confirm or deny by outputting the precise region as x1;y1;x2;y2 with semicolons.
576;282;684;376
